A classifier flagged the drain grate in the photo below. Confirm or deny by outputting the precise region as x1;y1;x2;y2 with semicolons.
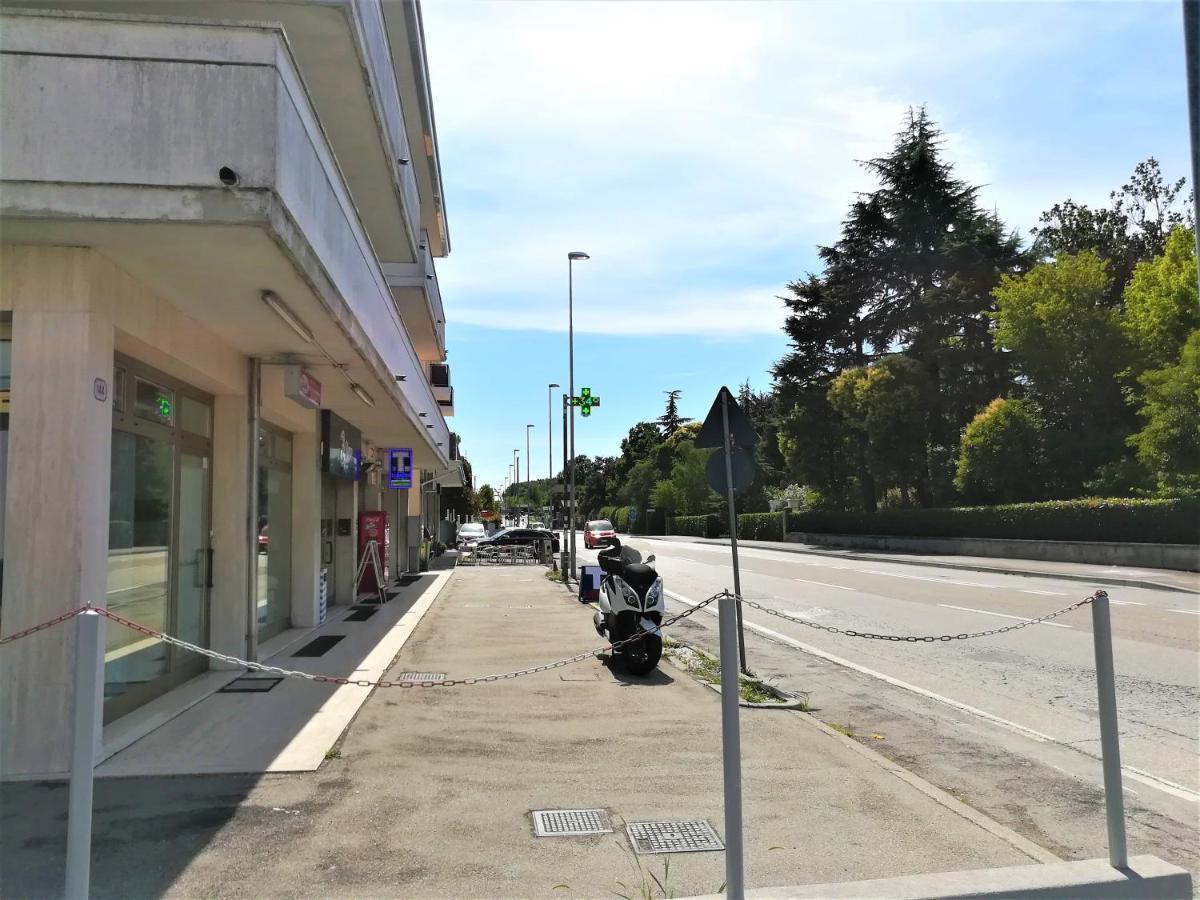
218;676;284;693
292;635;345;657
626;820;724;854
397;672;446;683
345;607;379;621
533;809;612;837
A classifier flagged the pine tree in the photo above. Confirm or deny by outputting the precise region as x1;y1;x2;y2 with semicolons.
657;390;691;438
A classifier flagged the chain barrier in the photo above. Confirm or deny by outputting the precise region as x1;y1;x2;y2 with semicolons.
735;591;1100;641
0;593;726;688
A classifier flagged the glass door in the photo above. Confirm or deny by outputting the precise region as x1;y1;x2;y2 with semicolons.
174;448;210;682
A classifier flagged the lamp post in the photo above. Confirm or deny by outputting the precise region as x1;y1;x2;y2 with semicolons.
514;449;520;523
526;424;535;510
567;250;589;579
547;383;560;481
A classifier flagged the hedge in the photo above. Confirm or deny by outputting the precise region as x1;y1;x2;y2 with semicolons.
667;514;721;538
737;512;785;541
786;496;1199;545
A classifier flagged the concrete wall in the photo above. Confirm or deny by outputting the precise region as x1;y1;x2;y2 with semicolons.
784;532;1200;572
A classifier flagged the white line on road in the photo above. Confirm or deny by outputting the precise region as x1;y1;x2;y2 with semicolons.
1108;599;1145;606
1169;609;1200;615
937;604;1073;629
665;589;1200;804
793;577;855;591
862;570;1001;589
1020;589;1069;596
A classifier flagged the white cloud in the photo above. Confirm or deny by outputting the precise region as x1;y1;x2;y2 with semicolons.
423;0;1186;336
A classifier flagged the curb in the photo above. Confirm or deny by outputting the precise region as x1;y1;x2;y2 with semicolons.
668;537;1198;594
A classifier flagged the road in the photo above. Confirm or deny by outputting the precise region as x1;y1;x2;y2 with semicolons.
570;534;1200;874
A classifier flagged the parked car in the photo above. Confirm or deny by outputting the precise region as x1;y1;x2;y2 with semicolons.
457;521;487;549
583;519;618;549
475;528;560;556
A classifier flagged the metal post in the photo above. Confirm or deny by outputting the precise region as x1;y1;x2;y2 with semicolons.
1091;590;1128;869
568;261;577;580
1184;0;1200;276
548;383;559;481
720;393;749;674
65;609;102;900
718;591;746;900
562;393;570;560
526;424;533;509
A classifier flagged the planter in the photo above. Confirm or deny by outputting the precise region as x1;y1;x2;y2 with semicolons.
786;499;805;510
768;499;788;512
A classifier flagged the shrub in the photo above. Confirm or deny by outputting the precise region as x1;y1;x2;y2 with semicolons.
737;512;784;541
955;398;1045;503
669;514;720;538
786;496;1199;545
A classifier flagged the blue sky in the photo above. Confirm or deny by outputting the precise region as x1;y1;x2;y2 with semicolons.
421;1;1193;492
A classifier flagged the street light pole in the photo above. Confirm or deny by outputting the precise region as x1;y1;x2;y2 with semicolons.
526;424;534;511
547;383;560;481
567;250;589;580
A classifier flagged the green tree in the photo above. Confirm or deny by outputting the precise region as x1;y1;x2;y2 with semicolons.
777;390;859;510
651;441;716;515
954;398;1045;503
1128;331;1200;492
616;422;662;479
619;459;658;510
657;390;692;438
829;356;936;506
1031;158;1192;299
1121;227;1200;371
476;483;496;516
992;251;1131;494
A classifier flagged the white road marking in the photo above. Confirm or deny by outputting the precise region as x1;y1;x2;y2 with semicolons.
793;577;855;591
862;569;1001;589
664;589;1200;805
1169;608;1200;615
938;604;1072;629
1108;599;1145;606
1020;589;1069;596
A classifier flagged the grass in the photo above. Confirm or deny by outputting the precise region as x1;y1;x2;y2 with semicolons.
662;641;809;708
323;747;342;761
826;722;857;739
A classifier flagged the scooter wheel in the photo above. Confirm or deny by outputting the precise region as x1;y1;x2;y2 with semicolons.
621;633;662;677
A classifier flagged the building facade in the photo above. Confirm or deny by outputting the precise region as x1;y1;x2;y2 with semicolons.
0;1;461;777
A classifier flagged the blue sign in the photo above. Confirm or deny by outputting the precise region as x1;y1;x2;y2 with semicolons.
388;447;413;489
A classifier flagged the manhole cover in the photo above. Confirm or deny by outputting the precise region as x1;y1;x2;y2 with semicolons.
532;809;612;837
626;820;724;854
397;672;446;683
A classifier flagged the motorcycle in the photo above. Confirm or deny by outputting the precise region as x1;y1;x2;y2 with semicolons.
592;540;664;676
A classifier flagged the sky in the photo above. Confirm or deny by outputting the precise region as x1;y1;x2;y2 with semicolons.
420;0;1194;492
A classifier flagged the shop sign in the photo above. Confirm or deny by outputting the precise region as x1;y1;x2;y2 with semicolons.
285;366;322;410
388;447;413;489
321;409;361;481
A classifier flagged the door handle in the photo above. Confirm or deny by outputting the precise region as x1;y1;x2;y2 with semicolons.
193;549;204;588
207;548;214;589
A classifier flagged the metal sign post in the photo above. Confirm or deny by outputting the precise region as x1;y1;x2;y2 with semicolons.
718;589;745;900
720;392;748;675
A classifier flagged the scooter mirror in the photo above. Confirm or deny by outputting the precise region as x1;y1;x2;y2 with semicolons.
645;554;656;564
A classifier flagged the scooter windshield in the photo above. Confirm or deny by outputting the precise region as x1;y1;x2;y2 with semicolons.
619;540;654;567
616;544;642;565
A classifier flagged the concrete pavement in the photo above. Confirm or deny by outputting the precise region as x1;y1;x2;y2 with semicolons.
3;563;1057;898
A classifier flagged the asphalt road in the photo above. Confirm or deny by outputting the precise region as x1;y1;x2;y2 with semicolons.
571;534;1200;874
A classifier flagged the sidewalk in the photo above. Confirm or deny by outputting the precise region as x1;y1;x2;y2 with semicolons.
654;535;1200;593
3;565;1054;898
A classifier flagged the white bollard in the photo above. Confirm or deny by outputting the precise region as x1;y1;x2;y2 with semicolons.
65;609;103;899
718;592;745;899
1090;590;1128;869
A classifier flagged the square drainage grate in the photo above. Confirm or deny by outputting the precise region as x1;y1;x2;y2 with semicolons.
292;635;345;657
533;809;612;837
397;672;447;683
218;676;284;693
344;607;379;621
626;820;724;854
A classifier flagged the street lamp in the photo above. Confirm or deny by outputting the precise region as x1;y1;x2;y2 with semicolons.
547;383;560;482
526;424;535;509
567;250;589;579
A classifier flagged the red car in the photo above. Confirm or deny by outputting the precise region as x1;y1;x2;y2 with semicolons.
584;519;618;549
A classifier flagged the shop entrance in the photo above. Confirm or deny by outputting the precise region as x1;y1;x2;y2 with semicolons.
105;356;212;723
320;475;337;603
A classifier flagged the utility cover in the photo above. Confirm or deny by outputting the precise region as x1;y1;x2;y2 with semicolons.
533;809;612;837
694;386;759;450
626;820;725;854
705;444;754;494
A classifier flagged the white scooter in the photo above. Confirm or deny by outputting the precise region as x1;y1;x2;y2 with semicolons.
592;540;664;676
